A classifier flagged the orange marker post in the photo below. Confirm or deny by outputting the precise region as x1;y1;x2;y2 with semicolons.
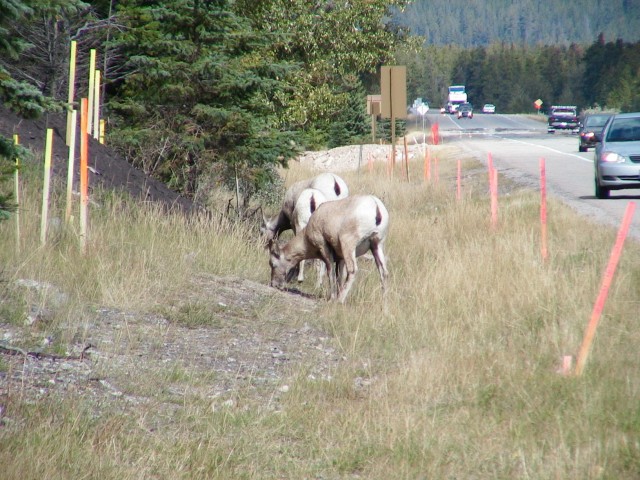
490;168;498;229
540;158;548;261
431;122;440;145
487;152;494;189
575;201;636;376
80;98;89;253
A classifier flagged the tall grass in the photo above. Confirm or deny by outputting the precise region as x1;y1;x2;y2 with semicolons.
2;146;640;479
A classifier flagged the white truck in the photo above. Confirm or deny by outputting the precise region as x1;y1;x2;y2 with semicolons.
447;85;467;114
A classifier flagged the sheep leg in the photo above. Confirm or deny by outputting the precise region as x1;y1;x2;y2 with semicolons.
314;260;326;289
337;253;357;304
371;242;388;294
325;257;337;300
297;259;306;283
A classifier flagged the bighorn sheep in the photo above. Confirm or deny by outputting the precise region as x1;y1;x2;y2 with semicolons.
292;188;328;285
269;195;389;303
260;173;349;241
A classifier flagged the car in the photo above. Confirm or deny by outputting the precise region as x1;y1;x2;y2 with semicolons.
593;112;640;199
457;103;473;119
482;103;496;114
578;113;613;152
547;105;579;133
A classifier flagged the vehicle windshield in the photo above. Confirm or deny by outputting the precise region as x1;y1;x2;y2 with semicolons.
585;115;611;128
606;117;640;142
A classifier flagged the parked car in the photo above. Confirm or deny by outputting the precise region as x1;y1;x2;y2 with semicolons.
457;103;473;119
578;113;613;152
482;103;496;114
593;112;640;199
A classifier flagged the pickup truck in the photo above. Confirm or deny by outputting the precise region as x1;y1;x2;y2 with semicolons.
547;105;579;133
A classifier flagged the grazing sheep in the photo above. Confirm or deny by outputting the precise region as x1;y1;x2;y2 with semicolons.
260;173;348;242
269;195;389;303
292;188;328;285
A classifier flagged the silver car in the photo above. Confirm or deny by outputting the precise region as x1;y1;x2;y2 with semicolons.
594;112;640;199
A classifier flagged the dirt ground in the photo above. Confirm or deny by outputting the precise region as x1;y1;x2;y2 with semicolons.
1;107;429;424
0;105;195;213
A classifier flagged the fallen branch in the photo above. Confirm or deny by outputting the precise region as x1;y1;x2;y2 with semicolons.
0;343;93;361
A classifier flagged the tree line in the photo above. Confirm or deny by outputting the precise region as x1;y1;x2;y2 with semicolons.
1;0;640;218
397;0;640;48
400;34;640;115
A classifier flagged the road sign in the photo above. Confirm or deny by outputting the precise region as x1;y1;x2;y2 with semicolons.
417;104;429;115
381;66;407;119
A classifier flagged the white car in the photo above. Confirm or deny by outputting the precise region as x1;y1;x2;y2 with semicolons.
482;104;496;114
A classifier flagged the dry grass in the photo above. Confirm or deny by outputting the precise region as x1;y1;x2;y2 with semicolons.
2;146;640;479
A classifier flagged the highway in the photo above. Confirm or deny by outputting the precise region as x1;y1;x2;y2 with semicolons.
413;111;640;240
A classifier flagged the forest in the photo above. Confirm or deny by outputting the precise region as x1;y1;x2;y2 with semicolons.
396;0;640;48
1;0;640;212
400;35;640;114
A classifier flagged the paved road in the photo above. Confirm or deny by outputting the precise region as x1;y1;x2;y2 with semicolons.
414;112;640;239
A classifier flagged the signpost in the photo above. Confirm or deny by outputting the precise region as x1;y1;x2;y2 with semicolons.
367;94;381;142
534;99;543;114
417;102;429;133
381;66;407;174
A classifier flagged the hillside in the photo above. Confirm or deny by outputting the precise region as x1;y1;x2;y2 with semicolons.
0;105;195;214
395;0;640;47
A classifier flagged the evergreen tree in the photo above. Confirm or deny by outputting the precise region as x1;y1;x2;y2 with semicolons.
0;0;52;219
328;78;369;149
237;0;413;148
108;0;300;202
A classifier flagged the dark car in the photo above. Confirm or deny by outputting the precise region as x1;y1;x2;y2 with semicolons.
457;103;473;119
547;105;579;133
578;113;613;152
594;112;640;199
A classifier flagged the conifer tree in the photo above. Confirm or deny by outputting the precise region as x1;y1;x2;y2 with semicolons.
108;0;300;201
0;0;39;219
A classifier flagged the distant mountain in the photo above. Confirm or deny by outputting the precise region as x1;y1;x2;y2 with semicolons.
394;0;640;47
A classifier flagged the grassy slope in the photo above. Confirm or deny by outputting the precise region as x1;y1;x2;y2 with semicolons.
1;146;640;479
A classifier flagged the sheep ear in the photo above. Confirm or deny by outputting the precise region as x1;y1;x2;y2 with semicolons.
268;239;280;258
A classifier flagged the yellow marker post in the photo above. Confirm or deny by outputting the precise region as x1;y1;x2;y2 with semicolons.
87;49;96;134
40;129;53;246
66;40;77;146
65;109;77;224
93;69;101;140
99;119;105;145
13;134;20;254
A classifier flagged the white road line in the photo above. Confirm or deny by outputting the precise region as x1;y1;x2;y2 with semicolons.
493;135;593;163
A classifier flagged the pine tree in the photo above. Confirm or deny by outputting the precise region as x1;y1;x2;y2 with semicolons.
0;0;39;219
108;0;300;202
